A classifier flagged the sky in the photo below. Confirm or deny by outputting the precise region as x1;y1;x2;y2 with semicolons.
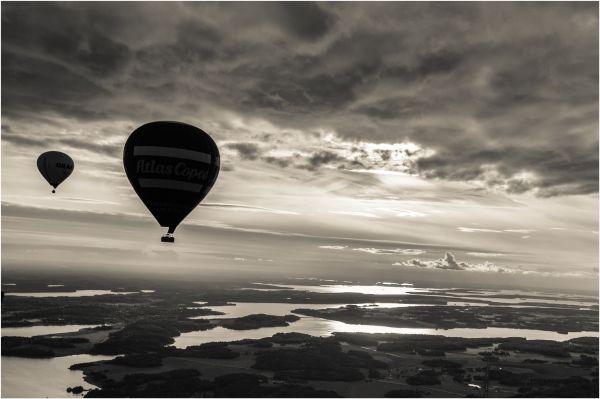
1;2;598;292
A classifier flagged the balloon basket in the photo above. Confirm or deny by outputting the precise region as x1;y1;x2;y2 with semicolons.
161;234;175;243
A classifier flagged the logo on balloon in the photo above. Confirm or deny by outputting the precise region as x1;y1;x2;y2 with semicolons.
135;159;210;181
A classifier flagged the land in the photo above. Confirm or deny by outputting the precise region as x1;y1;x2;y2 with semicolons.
1;274;598;397
293;305;598;333
66;332;598;398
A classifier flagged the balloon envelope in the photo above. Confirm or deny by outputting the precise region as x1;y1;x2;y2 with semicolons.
123;121;220;237
37;151;74;192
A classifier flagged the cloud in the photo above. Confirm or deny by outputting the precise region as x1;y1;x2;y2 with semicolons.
466;252;506;258
330;211;380;218
263;156;292;168
1;126;122;157
5;2;594;197
61;197;121;206
303;151;346;170
458;227;503;233
257;134;428;176
318;245;426;256
395;252;595;277
353;248;425;255
274;2;335;41
318;245;348;250
56;137;122;157
225;142;261;161
398;252;465;270
393;210;427;218
199;202;299;215
458;227;536;235
2;132;50;147
395;252;509;272
2;50;111;120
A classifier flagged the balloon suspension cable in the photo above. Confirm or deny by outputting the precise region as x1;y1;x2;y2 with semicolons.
161;227;175;243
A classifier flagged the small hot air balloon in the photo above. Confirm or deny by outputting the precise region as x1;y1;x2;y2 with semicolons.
37;151;74;193
123;121;220;243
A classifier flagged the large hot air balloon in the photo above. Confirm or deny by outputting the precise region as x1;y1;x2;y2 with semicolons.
37;151;74;193
123;121;220;243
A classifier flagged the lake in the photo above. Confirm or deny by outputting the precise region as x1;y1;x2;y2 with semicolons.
3;282;597;398
263;284;433;295
4;290;138;298
257;284;599;309
174;301;599;348
188;301;430;320
1;325;100;338
1;354;113;398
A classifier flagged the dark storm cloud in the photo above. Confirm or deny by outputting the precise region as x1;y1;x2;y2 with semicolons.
225;142;260;160
414;143;599;197
1;2;597;197
274;2;335;41
1;2;131;78
241;59;380;111
382;48;464;82
263;156;291;168
506;178;533;195
132;20;223;80
1;50;110;120
304;151;345;170
355;97;431;119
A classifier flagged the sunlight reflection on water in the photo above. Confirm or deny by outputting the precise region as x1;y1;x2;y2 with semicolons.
1;325;100;337
5;290;138;298
267;284;432;295
1;354;113;398
175;301;598;348
188;301;429;320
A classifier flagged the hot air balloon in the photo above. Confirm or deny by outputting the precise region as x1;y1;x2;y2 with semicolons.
37;151;74;193
123;121;220;243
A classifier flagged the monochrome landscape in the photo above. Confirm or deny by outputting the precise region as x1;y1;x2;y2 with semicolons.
1;2;598;398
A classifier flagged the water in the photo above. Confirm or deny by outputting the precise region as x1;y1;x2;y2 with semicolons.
1;325;100;338
266;284;432;295
4;283;598;398
188;302;428;319
5;290;138;298
1;354;114;398
174;302;598;348
439;295;597;308
264;284;598;308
